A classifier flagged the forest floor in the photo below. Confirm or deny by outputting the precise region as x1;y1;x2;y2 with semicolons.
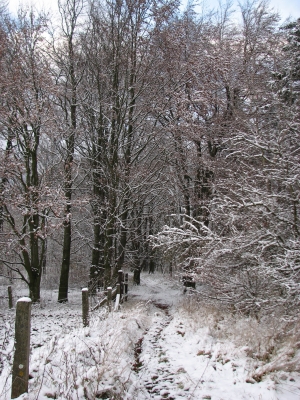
0;273;300;399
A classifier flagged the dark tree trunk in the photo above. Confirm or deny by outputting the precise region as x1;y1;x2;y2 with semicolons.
89;213;104;293
58;143;74;303
149;259;155;274
133;268;141;285
57;0;79;302
29;271;41;303
117;198;129;270
58;219;72;302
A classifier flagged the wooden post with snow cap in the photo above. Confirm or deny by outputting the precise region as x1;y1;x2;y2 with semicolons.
8;285;13;309
124;273;128;302
114;284;121;311
118;270;123;284
107;287;112;312
11;297;31;399
82;288;89;327
118;270;124;301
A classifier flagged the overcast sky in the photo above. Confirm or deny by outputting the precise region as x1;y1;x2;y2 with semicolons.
7;0;300;23
267;0;299;21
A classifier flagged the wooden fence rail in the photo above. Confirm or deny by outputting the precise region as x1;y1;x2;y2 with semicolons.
90;269;128;313
91;286;118;312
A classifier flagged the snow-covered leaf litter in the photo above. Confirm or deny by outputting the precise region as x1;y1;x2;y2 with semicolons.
0;275;300;399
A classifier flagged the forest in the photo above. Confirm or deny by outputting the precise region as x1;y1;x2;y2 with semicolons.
0;0;299;319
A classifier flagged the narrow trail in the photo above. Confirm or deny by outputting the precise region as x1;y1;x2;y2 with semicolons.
128;276;219;400
133;301;190;400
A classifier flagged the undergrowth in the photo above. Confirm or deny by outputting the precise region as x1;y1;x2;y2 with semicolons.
179;294;300;380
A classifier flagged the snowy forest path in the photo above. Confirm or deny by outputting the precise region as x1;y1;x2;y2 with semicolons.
128;274;195;399
126;273;300;400
131;300;194;399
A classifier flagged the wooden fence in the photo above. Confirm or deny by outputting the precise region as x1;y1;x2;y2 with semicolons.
10;269;130;398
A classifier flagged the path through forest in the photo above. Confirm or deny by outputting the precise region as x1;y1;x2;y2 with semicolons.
0;273;300;399
128;274;300;400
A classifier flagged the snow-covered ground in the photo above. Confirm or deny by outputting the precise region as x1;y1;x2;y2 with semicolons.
0;273;300;399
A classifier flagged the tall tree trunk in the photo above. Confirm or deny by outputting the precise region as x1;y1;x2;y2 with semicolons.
58;136;74;302
57;0;80;302
28;270;41;303
58;211;72;302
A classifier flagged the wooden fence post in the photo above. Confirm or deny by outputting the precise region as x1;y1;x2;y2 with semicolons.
82;288;89;327
118;270;123;284
118;270;124;300
8;285;13;309
107;287;112;312
124;273;128;302
114;284;121;311
11;297;31;399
